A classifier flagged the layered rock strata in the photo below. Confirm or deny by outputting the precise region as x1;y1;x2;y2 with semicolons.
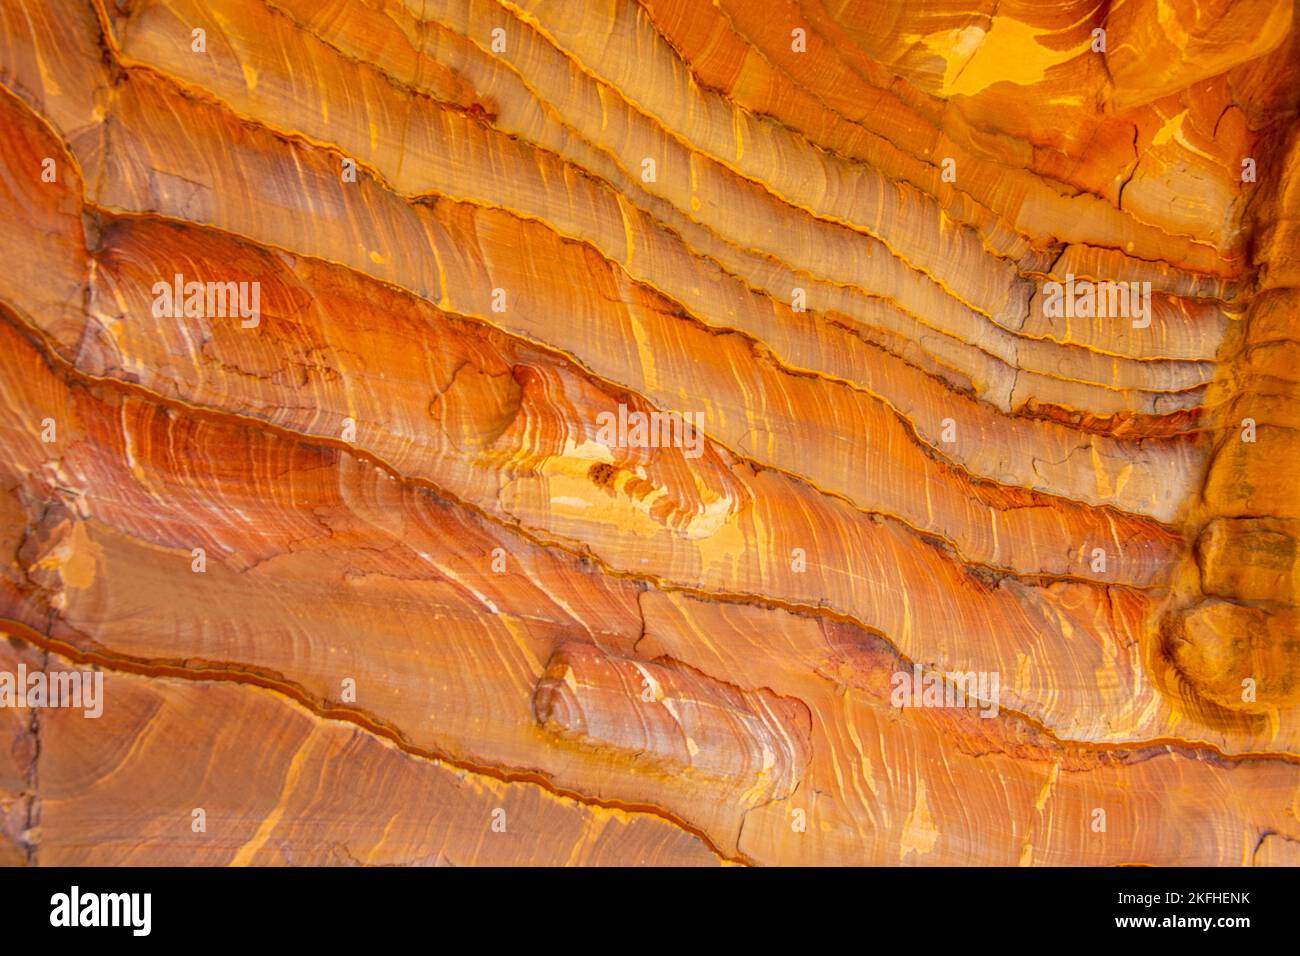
0;0;1297;865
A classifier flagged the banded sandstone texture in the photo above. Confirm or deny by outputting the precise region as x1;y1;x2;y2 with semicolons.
0;0;1298;866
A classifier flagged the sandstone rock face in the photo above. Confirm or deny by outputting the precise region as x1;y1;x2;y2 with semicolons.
0;0;1297;866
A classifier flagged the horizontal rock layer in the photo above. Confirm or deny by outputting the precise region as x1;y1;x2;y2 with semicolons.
0;0;1297;865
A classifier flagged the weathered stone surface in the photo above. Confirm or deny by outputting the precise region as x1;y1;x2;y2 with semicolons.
0;0;1296;866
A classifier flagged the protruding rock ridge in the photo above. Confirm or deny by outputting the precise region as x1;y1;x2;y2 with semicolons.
1160;116;1300;720
534;643;812;804
0;0;1296;865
